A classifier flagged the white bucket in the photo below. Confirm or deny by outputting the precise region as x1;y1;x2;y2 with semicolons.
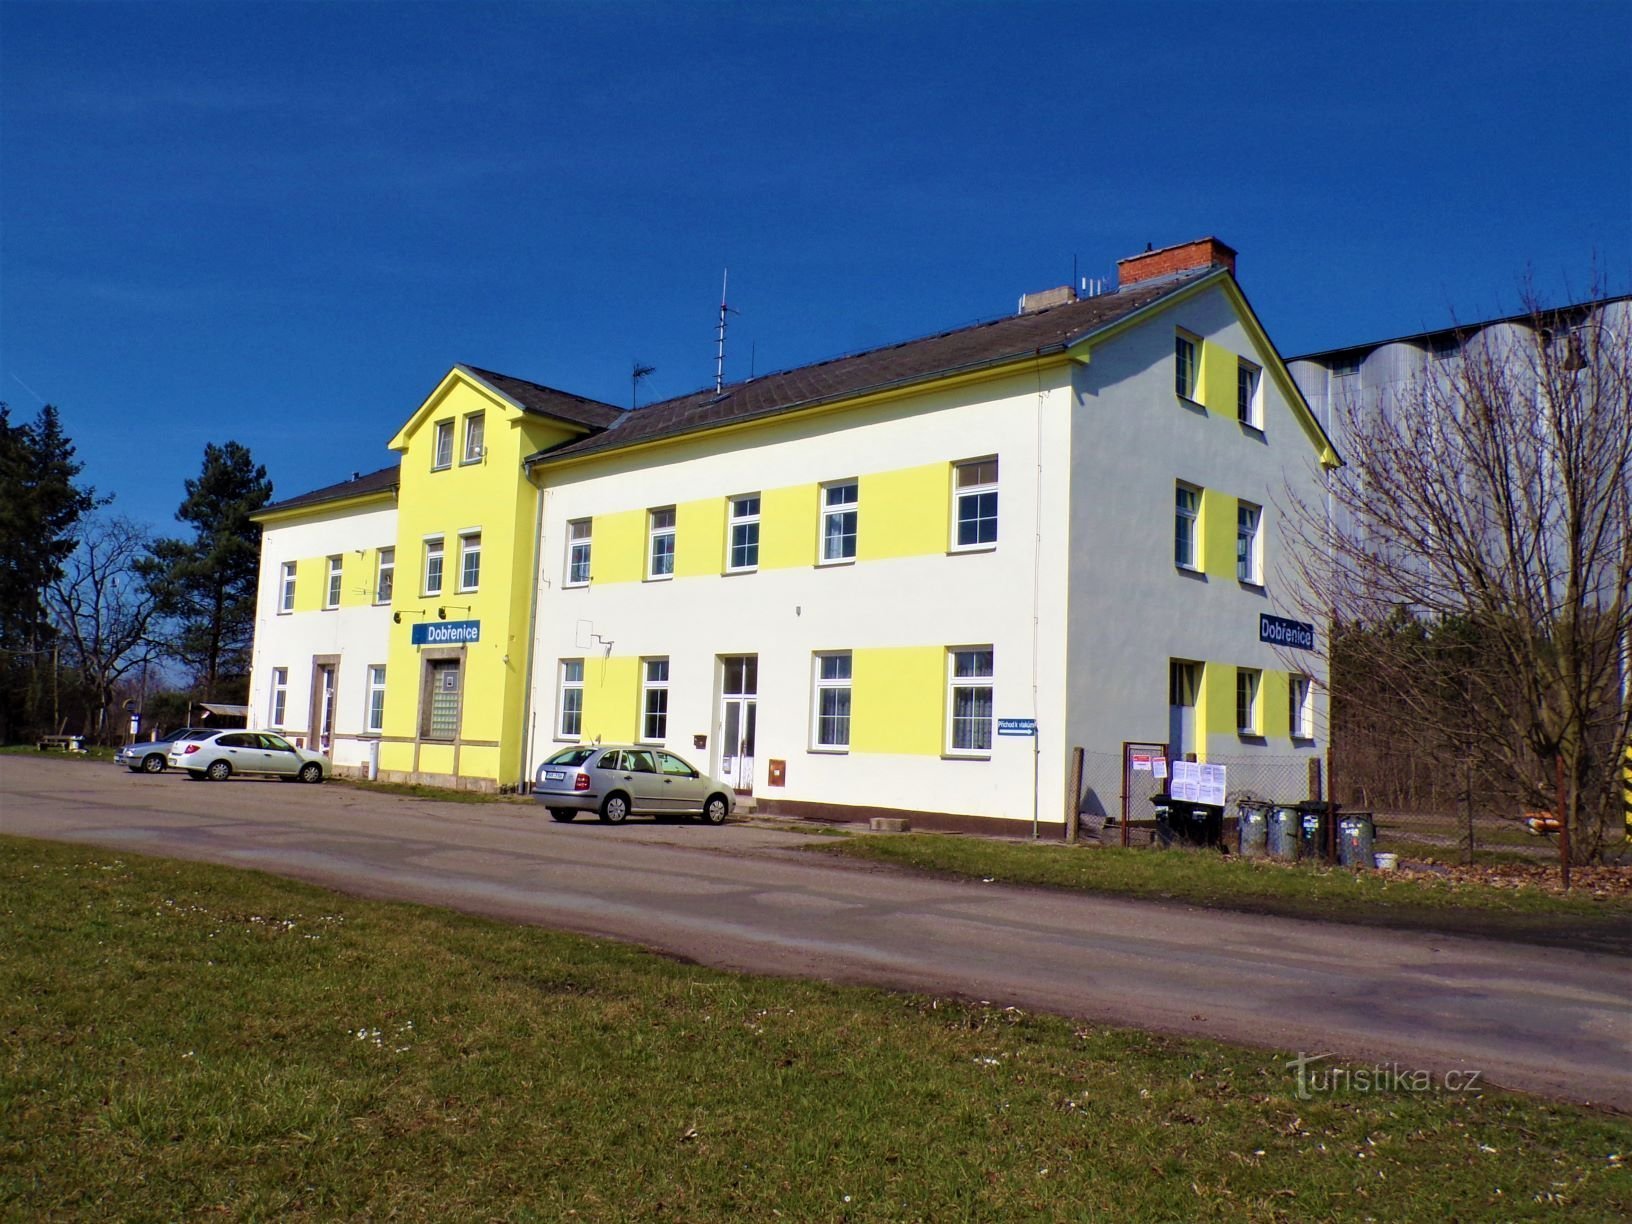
1374;852;1399;872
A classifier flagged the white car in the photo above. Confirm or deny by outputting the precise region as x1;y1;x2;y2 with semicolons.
169;730;330;783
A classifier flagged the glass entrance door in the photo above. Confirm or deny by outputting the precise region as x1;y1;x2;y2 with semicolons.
718;655;757;794
315;664;337;753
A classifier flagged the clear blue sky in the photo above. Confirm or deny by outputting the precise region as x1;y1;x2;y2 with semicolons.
3;1;1628;531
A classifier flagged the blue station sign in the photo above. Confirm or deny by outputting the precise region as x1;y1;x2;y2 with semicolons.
411;619;480;646
997;718;1038;737
1259;613;1315;651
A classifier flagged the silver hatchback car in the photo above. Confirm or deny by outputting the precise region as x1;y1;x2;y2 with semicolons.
534;744;733;825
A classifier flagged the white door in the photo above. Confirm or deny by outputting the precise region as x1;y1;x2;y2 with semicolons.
316;665;337;753
718;655;757;794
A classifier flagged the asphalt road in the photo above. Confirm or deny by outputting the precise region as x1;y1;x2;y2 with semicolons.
4;754;1629;1111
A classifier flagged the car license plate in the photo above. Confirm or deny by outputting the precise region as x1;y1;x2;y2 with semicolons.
543;770;566;782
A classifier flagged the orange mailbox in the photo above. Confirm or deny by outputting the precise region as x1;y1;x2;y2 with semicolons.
767;759;786;787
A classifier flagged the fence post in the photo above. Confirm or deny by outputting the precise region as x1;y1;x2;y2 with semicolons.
1066;747;1083;844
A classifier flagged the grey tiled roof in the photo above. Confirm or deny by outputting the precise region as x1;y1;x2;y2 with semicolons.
258;464;399;516
527;268;1219;466
459;365;624;429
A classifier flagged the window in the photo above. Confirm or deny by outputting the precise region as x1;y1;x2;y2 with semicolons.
458;531;481;592
324;556;343;609
1290;674;1314;740
566;519;592;585
657;751;696;778
947;648;994;755
820;480;858;563
953;459;998;549
432;420;454;469
462;413;485;464
270;667;288;726
648;507;676;579
423;537;445;596
366;665;387;733
812;652;852;750
422;658;461;739
1236;668;1261;735
1331;357;1361;378
1175;484;1200;570
279;562;296;613
1169;660;1200;707
640;658;669;742
1237;359;1261;428
1175;333;1198;399
728;495;760;571
1236;501;1262;584
375;548;394;604
557;659;584;739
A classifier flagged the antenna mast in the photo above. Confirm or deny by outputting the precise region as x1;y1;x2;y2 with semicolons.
714;269;738;393
631;360;655;409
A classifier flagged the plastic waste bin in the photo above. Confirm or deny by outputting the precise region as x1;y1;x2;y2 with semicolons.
1151;796;1175;848
1337;813;1376;868
1266;806;1300;859
1297;801;1334;862
1236;802;1268;857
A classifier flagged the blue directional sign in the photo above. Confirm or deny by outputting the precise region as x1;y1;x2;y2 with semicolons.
1259;613;1315;651
411;619;480;646
997;718;1038;737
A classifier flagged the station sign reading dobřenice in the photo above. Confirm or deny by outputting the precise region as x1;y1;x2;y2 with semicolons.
411;619;480;646
1259;613;1315;651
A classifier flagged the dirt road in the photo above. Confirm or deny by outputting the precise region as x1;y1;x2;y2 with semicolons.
4;755;1628;1110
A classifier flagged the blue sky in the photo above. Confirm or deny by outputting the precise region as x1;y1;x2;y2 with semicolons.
3;1;1628;531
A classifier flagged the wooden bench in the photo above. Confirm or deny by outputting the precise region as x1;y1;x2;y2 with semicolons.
37;735;86;753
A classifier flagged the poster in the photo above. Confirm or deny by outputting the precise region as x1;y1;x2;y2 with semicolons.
1169;760;1225;805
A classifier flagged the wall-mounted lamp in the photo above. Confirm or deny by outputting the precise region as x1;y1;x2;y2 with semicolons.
438;605;472;620
393;609;426;624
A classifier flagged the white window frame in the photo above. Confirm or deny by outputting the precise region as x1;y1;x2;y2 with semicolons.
324;555;343;610
647;507;676;580
640;657;669;743
1236;501;1262;585
727;495;760;572
423;536;445;597
365;665;387;734
278;562;296;613
1237;359;1262;429
462;412;485;465
1175;484;1200;571
811;651;852;751
432;419;454;470
820;480;858;564
1175;332;1198;400
270;667;288;727
565;519;592;586
458;531;481;593
1236;668;1261;736
946;647;994;757
557;658;584;740
951;458;998;552
374;548;394;605
1289;673;1314;740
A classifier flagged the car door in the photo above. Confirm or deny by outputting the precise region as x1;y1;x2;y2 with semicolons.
256;732;302;777
656;751;706;812
622;749;665;813
213;732;256;772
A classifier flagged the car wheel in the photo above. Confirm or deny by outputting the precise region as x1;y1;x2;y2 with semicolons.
298;762;324;784
599;793;630;825
142;753;166;774
549;808;577;823
205;760;232;782
702;794;730;826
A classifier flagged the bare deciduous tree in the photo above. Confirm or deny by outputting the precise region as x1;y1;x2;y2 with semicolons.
1288;291;1631;862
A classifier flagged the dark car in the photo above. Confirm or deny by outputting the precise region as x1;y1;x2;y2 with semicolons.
115;728;212;773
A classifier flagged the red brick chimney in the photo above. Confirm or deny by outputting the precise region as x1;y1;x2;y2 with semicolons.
1117;237;1237;287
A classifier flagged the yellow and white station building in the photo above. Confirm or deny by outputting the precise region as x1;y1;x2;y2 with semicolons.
249;238;1339;832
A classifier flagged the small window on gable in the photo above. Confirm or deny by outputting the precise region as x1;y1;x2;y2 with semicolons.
432;420;454;469
1175;333;1198;400
462;413;485;464
1237;359;1261;429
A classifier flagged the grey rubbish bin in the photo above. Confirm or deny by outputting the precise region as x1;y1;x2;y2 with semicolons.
1236;803;1268;858
1337;814;1376;868
1266;806;1300;860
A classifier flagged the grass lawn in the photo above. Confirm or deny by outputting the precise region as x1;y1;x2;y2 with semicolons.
2;837;1628;1221
812;835;1632;956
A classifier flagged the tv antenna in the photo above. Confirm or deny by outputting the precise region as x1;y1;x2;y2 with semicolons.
631;360;656;409
715;268;739;393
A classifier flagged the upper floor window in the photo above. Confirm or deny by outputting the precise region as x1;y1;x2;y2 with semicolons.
820;480;858;563
1236;501;1262;584
728;495;760;572
557;659;584;739
462;413;485;464
1175;333;1198;399
952;459;998;550
1236;668;1261;735
375;548;394;604
324;556;343;609
1237;359;1261;429
432;419;454;469
423;537;445;596
1289;674;1314;740
279;562;296;613
1175;484;1200;570
648;507;676;579
565;519;592;586
640;658;670;742
947;647;994;756
458;532;482;592
812;652;852;750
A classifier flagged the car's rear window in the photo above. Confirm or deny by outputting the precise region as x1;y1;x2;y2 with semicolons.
545;747;597;768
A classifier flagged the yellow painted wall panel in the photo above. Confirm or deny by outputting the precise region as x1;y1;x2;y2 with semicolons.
1196;337;1237;419
1195;661;1235;759
674;498;727;577
1262;670;1290;740
760;484;817;570
581;655;640;743
850;646;945;756
416;743;456;776
1199;488;1236;580
292;557;323;613
856;464;949;561
593;508;646;585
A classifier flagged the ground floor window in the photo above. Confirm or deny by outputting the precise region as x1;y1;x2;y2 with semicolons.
422;658;461;740
812;651;852;749
1236;667;1261;735
641;658;669;741
270;667;287;727
366;665;387;733
947;647;994;754
1289;673;1313;739
558;659;584;739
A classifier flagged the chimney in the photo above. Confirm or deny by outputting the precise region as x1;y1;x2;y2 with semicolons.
1116;237;1237;288
1018;284;1077;315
